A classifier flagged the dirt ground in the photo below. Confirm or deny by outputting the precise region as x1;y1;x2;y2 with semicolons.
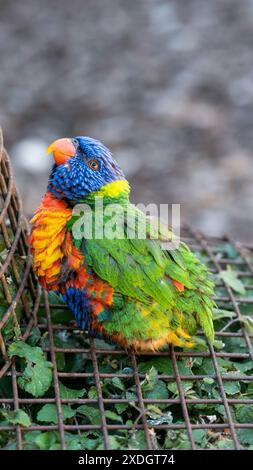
1;0;253;242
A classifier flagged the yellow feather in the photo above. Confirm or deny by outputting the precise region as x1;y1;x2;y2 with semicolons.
176;327;191;339
95;180;130;198
43;250;64;268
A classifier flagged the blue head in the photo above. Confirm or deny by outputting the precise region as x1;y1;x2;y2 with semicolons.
47;136;126;201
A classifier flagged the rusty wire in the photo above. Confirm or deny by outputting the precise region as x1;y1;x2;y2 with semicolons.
0;135;252;449
0;227;252;450
0;130;40;378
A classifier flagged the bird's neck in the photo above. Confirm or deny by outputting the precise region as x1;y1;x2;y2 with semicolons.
81;180;131;206
47;179;130;206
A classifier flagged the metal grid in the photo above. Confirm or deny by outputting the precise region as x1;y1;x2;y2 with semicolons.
0;227;252;450
0;130;40;377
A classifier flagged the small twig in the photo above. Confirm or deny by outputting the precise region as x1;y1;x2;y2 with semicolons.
220;318;242;332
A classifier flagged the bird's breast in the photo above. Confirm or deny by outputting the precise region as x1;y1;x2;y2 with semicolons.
29;191;73;288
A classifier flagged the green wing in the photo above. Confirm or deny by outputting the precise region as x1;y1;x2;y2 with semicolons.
71;203;215;343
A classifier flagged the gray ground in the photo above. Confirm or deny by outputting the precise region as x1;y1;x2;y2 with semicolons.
1;0;253;242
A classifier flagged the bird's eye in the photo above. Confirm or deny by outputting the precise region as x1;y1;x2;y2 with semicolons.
88;159;99;171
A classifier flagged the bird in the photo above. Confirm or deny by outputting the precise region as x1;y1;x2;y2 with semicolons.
29;136;215;351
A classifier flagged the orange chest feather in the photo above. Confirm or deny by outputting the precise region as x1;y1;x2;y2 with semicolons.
29;192;82;288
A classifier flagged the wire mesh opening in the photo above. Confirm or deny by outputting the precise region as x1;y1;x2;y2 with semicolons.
0;130;40;377
0;227;252;450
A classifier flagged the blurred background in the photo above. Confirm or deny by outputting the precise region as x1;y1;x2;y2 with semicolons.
0;0;253;242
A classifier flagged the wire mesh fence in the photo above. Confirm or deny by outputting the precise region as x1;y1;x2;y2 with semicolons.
0;130;40;378
0;226;252;450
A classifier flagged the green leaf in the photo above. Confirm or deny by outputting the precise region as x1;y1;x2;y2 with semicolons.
212;308;235;321
1;409;31;427
203;377;215;385
65;432;101;450
34;432;58;450
128;430;148;450
215;439;234;449
223;381;241;396
37;404;76;424
234;361;253;374
141;366;159;393
144;380;169;400
115;403;128;415
165;429;191;450
237;429;253;445
167;382;178;395
111;377;125;391
106;435;125;450
138;357;174;375
213;340;225;350
218;268;246;295
65;435;83;450
23;431;42;442
105;410;123;423
59;382;86;399
125;391;137;400
192;429;206;445
27;327;41;346
77;405;101;425
139;366;169;399
88;387;98;399
8;342;53;397
18;363;53;398
9;341;45;362
235;404;253;423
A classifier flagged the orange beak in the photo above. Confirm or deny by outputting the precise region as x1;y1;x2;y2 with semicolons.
46;138;76;166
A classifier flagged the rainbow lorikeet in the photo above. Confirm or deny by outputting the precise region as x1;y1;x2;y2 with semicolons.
30;136;215;351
